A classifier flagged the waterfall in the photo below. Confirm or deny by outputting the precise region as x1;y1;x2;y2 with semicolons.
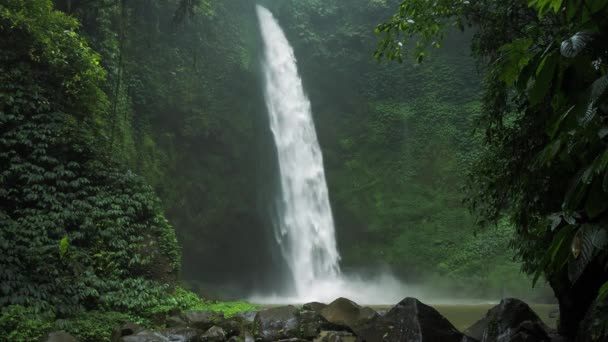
257;5;342;298
254;5;410;305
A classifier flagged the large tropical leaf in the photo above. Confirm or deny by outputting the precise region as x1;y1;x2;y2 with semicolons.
568;224;608;284
560;32;594;58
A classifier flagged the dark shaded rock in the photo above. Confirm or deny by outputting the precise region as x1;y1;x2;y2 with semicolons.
303;302;328;312
469;298;550;342
356;297;475;342
275;339;308;342
298;309;344;339
182;310;225;331
120;328;203;342
120;331;167;342
112;322;144;342
314;330;356;342
253;305;299;341
42;331;78;342
320;298;378;334
218;316;244;337
162;327;204;342
166;315;188;328
202;326;226;342
234;311;258;323
225;331;255;342
464;317;487;341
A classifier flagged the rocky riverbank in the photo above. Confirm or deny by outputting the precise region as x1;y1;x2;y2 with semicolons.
43;297;562;342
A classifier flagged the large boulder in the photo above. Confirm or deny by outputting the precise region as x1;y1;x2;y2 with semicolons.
254;305;300;341
119;331;167;342
467;298;551;342
111;322;143;342
356;297;476;342
234;311;258;323
202;326;227;342
42;331;78;342
162;327;205;342
119;328;203;342
320;298;378;334
182;310;225;331
303;302;328;312
314;330;356;342
298;309;344;339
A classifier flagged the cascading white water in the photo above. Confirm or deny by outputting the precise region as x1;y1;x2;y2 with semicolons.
256;5;342;298
254;5;413;305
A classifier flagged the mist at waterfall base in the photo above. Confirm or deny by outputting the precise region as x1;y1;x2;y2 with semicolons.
250;5;460;306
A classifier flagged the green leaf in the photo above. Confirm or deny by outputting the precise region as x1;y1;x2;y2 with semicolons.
59;236;69;258
560;32;593;58
597;281;608;302
585;179;608;219
529;52;559;105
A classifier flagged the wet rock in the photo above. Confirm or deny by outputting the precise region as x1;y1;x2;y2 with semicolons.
111;322;143;342
225;331;256;342
464;318;487;341
253;305;299;341
202;326;226;342
162;327;204;342
182;310;225;331
42;331;78;342
166;315;188;328
320;298;378;334
234;310;258;323
314;330;356;342
356;297;475;342
303;302;328;312
300;309;347;339
468;298;550;342
120;330;167;342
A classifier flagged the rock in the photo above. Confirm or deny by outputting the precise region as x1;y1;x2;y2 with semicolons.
314;330;356;342
182;310;225;331
468;298;550;342
166;315;188;328
234;310;258;323
253;305;300;341
111;322;144;342
162;327;204;342
356;297;475;342
303;302;328;312
42;331;78;342
274;339;309;342
120;328;203;342
464;317;487;341
320;297;378;334
120;330;167;342
202;326;227;342
218;316;244;337
299;309;345;339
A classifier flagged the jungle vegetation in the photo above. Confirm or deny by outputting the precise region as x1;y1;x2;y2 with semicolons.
0;0;606;340
376;0;608;337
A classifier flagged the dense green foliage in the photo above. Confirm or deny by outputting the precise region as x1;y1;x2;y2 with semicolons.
0;287;257;341
46;0;536;299
267;0;540;299
1;0;571;340
0;0;180;317
376;0;608;337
